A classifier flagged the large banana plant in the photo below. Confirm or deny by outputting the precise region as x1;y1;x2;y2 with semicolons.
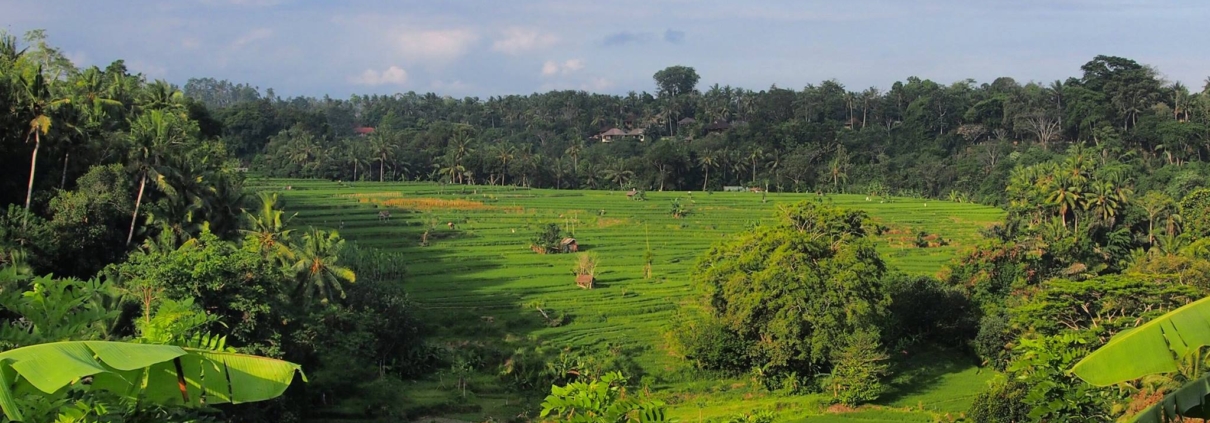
0;341;306;421
1071;295;1210;422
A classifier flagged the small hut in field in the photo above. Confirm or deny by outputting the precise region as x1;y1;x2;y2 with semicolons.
560;238;579;253
576;274;594;289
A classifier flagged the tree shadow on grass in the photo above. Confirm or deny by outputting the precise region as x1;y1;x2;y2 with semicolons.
876;345;983;406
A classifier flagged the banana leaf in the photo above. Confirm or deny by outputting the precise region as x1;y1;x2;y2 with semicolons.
1071;295;1210;386
1071;295;1210;423
0;341;306;421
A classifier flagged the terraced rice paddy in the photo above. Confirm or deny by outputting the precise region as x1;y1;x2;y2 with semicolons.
252;179;1005;422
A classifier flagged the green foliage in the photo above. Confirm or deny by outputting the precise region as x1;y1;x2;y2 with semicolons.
883;275;977;349
1071;294;1210;403
0;341;305;421
1010;333;1112;422
287;227;355;305
688;201;888;376
44;164;133;278
532;222;566;254
1182;188;1210;239
539;372;667;422
1011;275;1200;339
105;230;289;354
669;198;688;218
0;269;122;349
825;330;890;405
966;377;1031;423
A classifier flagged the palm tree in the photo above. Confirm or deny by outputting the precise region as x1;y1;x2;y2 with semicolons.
564;140;584;170
126;109;193;245
747;147;764;185
1046;177;1082;229
368;130;394;182
62;67;121;187
580;161;602;189
15;66;70;214
137;79;186;115
288;228;356;305
341;138;368;181
1138;191;1176;246
1082;180;1121;227
602;159;634;189
697;151;717;191
240;192;296;261
494;144;515;186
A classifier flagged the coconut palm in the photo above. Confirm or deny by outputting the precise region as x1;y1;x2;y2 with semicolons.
241;191;296;261
368;130;394;182
137;79;186;115
15;65;70;214
494;143;515;186
288;227;356;305
746;147;764;184
602;159;635;189
1047;177;1082;229
697;150;718;191
126;109;194;245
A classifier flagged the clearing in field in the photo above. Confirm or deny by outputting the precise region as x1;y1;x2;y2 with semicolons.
254;179;1005;422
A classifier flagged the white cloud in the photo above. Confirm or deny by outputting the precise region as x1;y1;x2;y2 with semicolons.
182;37;201;49
492;27;558;54
581;77;613;92
233;28;273;48
393;28;478;62
541;59;586;76
349;66;408;85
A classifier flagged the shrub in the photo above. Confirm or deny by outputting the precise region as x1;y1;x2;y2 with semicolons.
826;330;890;406
883;275;977;349
967;377;1031;423
532;223;565;254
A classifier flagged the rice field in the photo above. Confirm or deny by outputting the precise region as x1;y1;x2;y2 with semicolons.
251;178;1005;422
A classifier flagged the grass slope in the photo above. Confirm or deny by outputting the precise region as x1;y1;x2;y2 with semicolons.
253;179;1003;422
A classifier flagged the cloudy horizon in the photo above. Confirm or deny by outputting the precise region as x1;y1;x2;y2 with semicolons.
4;0;1208;99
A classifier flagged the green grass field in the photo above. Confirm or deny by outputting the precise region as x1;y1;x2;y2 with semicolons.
252;179;1005;422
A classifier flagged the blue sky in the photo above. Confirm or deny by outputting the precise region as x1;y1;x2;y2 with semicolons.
4;1;1208;98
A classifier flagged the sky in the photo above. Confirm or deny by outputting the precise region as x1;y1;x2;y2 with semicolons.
3;0;1209;99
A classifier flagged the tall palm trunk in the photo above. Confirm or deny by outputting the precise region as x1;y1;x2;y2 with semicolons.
353;159;357;181
61;151;72;188
379;155;385;182
127;172;147;245
703;166;709;191
24;132;40;212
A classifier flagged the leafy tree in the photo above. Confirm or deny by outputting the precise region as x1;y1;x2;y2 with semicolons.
1181;188;1210;238
687;201;889;376
653;66;700;99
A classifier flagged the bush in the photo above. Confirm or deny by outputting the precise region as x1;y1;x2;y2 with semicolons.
967;377;1030;423
531;223;565;254
973;309;1014;369
825;330;890;405
884;275;977;349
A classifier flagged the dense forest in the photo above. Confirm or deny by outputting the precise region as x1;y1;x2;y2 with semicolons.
5;27;1210;422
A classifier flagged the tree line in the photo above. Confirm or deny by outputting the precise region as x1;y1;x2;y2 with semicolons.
186;57;1210;206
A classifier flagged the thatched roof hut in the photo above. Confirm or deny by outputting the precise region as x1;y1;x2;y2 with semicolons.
560;238;579;253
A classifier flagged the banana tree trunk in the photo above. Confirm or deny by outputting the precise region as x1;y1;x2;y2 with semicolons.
127;172;147;245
